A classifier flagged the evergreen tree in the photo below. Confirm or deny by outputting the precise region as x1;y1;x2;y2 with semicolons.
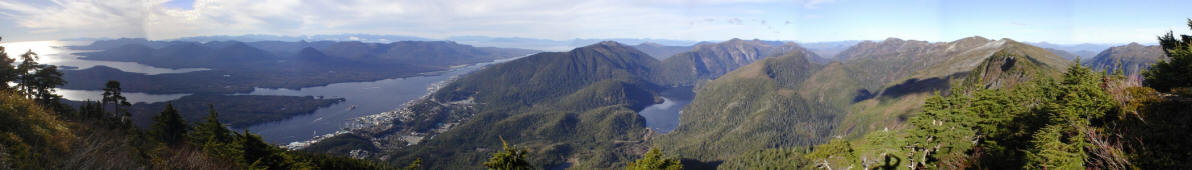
483;138;532;170
903;92;979;169
30;65;65;108
190;104;232;144
0;36;17;90
15;50;39;98
150;103;189;144
626;148;682;170
102;80;130;121
1024;125;1087;169
1143;19;1192;94
238;130;288;169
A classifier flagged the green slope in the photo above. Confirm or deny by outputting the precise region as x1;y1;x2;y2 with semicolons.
659;37;1075;164
841;38;1073;138
1085;42;1165;77
655;38;810;86
328;41;665;169
656;50;837;161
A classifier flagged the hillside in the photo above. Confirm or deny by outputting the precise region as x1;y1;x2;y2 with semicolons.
655;38;809;85
311;41;665;169
658;37;1074;163
655;50;837;161
1086;42;1165;76
840;38;1072;138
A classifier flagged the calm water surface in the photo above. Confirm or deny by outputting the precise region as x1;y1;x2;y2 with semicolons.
637;86;694;133
241;57;523;144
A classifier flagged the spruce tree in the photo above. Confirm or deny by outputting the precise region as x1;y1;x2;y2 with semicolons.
190;104;232;143
102;80;130;121
150;103;189;144
0;36;17;90
1143;19;1192;93
14;50;39;98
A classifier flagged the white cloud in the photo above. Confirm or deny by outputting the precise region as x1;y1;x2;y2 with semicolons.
0;0;148;38
0;0;835;41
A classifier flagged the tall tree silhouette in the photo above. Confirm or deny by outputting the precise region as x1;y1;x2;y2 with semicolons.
15;50;39;98
102;80;131;121
0;36;18;91
30;65;65;107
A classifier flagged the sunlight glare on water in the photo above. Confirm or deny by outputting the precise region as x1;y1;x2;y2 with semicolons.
0;40;211;74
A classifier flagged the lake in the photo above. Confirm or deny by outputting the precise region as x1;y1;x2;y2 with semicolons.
637;86;694;133
240;56;525;144
55;88;190;104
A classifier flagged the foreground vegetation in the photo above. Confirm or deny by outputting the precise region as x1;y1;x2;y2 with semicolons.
0;37;392;169
726;19;1192;169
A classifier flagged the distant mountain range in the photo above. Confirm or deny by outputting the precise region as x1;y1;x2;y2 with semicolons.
655;38;814;86
70;34;880;54
631;42;693;60
63;39;538;94
1085;42;1166;77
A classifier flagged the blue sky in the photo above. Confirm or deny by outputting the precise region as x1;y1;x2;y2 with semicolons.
0;0;1188;44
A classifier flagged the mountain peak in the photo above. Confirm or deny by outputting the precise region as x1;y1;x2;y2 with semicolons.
595;41;626;47
882;37;904;42
637;42;664;47
954;36;992;43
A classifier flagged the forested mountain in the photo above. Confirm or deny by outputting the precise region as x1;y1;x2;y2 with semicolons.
656;50;837;161
79;40;536;69
657;37;1074;164
309;41;666;169
655;38;811;85
632;42;693;60
1086;42;1166;77
839;38;1072;139
62;40;537;94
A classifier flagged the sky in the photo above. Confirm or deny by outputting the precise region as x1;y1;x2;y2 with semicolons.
0;0;1189;44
